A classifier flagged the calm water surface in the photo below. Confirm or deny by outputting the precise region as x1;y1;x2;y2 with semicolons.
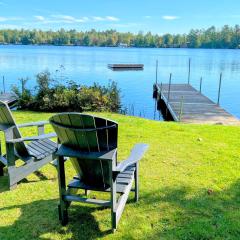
1;45;240;120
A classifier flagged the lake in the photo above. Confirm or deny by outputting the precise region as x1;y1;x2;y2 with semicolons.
0;45;240;120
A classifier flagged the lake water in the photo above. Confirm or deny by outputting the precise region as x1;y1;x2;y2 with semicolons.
1;45;240;120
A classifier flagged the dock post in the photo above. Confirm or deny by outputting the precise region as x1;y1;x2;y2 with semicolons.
166;73;172;117
2;76;5;93
199;77;203;93
217;73;222;105
155;60;158;84
160;82;162;96
179;96;184;122
187;58;191;84
154;99;157;120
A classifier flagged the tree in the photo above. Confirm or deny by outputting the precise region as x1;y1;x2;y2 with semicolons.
0;25;239;49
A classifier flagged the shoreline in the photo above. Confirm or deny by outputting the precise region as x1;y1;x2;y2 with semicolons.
0;43;240;50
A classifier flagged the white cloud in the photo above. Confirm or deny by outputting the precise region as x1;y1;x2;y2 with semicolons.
93;16;105;21
15;14;121;26
0;16;23;22
82;17;89;21
34;15;45;21
50;15;120;23
0;24;22;28
52;15;75;21
109;22;138;28
106;16;119;21
144;16;151;19
93;16;119;22
51;15;88;23
0;17;7;22
162;15;179;20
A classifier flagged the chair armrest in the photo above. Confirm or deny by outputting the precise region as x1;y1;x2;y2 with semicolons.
17;121;49;128
6;132;57;143
114;143;148;173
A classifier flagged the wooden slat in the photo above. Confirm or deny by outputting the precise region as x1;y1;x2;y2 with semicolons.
95;118;108;151
40;139;57;150
116;174;134;225
68;114;90;151
0;156;7;166
50;113;119;187
160;84;195;92
8;154;54;186
82;115;99;152
0;101;29;157
0;93;18;106
64;195;111;206
27;139;57;160
68;167;134;194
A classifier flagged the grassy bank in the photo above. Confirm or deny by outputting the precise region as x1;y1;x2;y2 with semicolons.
1;111;240;239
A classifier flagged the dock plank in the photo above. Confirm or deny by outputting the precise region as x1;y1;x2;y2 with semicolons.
154;83;239;125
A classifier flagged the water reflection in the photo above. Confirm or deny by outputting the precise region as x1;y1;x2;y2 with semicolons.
0;45;240;120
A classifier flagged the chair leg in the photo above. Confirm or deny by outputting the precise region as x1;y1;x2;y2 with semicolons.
9;183;17;190
85;190;91;196
111;210;117;233
134;162;139;202
57;155;68;226
111;163;117;232
0;142;3;177
0;162;4;176
58;204;68;225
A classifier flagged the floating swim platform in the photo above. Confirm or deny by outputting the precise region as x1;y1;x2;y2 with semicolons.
108;64;144;70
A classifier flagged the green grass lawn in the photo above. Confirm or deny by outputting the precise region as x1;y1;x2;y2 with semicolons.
1;111;240;240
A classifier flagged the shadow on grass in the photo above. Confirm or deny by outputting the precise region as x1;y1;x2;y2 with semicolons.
0;170;55;193
128;179;240;239
0;198;112;240
2;179;240;239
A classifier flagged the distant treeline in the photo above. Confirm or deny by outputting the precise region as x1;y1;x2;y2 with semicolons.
0;25;240;49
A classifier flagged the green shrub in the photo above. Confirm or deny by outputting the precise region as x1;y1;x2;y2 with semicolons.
12;70;121;113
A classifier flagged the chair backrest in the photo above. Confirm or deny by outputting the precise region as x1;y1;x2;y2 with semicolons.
0;100;29;157
50;113;118;187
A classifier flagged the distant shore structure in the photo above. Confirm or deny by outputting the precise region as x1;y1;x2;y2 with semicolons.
108;64;144;71
118;43;128;48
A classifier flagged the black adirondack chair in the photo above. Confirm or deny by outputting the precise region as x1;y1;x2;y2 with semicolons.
0;100;57;190
50;113;148;231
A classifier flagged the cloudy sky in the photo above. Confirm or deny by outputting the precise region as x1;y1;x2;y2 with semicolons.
0;0;240;33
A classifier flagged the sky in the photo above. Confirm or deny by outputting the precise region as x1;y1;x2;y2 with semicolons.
0;0;240;34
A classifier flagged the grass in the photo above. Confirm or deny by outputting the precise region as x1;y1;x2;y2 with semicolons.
1;111;240;239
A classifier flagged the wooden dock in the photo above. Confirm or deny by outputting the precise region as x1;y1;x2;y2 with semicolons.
0;92;18;108
153;83;239;125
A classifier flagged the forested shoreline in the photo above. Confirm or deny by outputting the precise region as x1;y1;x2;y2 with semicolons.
0;25;240;49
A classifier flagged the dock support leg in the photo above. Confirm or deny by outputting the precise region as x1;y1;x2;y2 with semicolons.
153;84;158;98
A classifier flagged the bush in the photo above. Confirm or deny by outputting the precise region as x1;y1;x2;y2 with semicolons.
12;70;121;113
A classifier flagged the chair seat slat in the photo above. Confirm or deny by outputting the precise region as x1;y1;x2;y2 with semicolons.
27;139;57;160
68;165;135;194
